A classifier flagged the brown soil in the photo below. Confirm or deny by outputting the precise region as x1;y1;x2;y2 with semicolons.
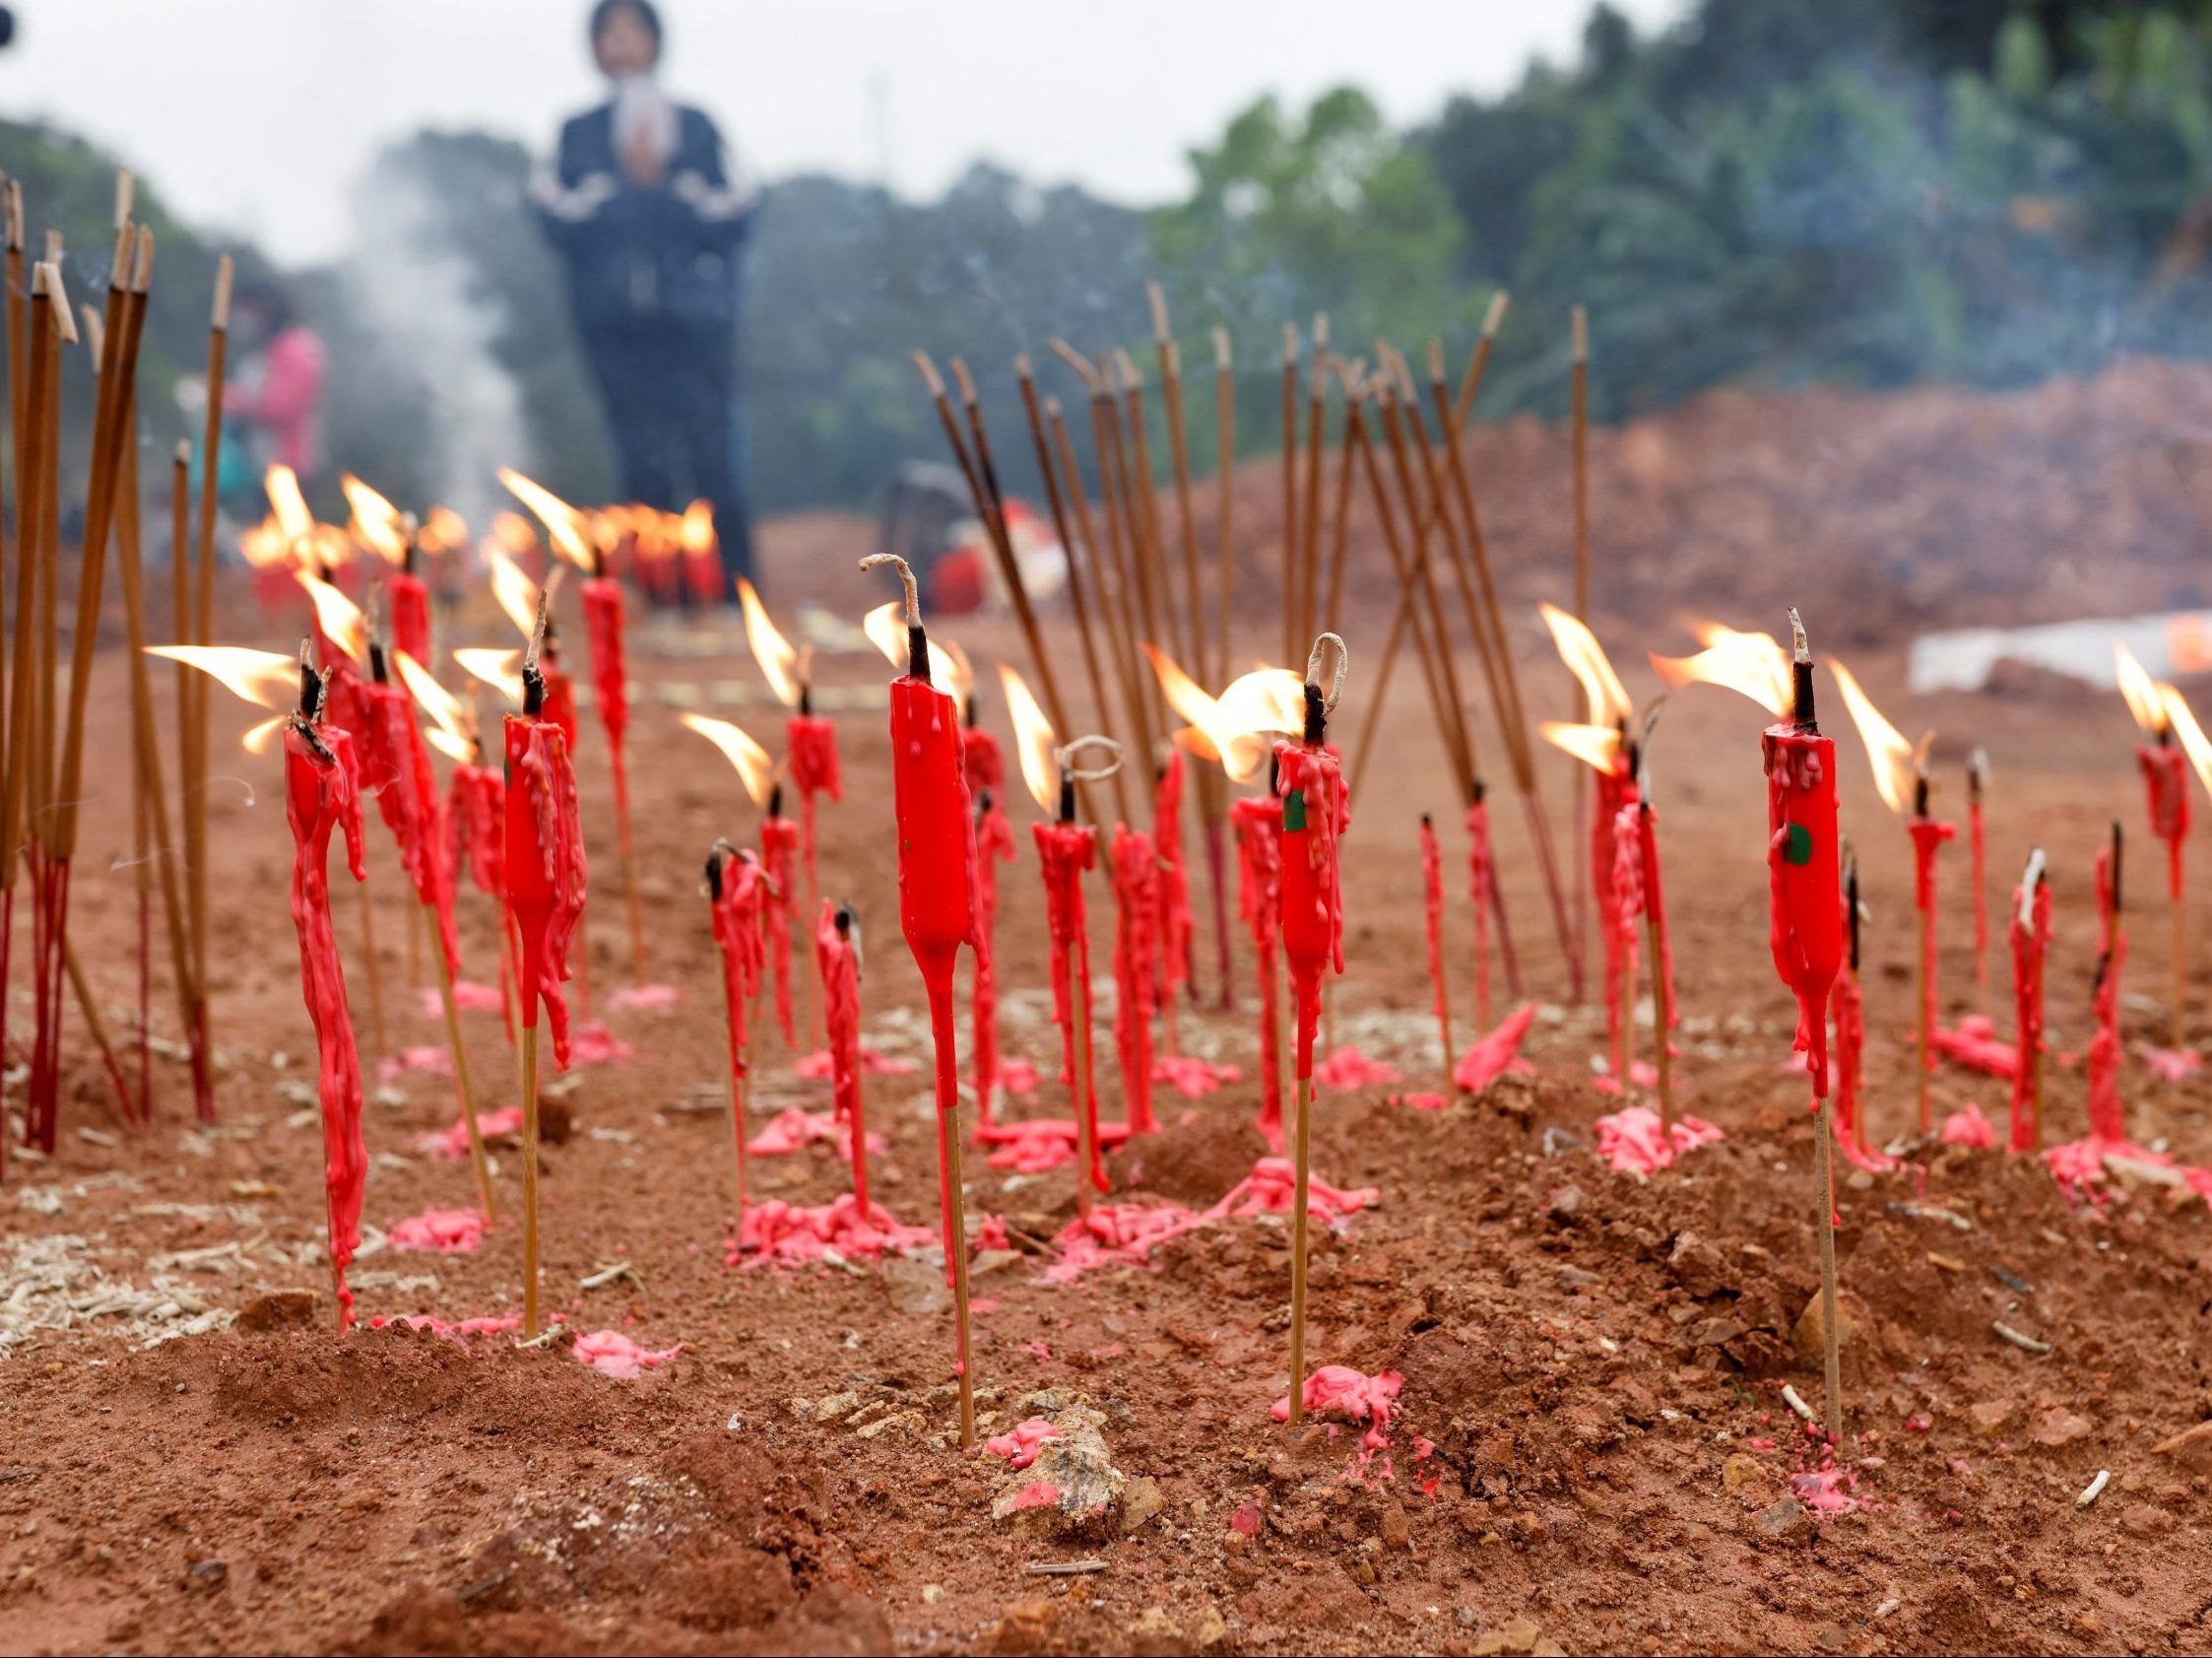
5;363;2212;1656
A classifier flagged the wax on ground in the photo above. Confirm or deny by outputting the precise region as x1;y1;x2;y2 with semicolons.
1209;1157;1377;1222
1314;1046;1400;1090
1594;1105;1724;1174
2141;1045;2204;1083
985;1418;1064;1469
368;1312;522;1342
388;1208;488;1254
1929;1015;2017;1078
607;983;683;1012
1789;1467;1862;1515
420;1105;523;1160
1452;1004;1537;1094
1153;1055;1244;1098
981;1117;1135;1175
1940;1102;1999;1148
1044;1203;1208;1282
1387;1092;1451;1110
416;981;505;1019
572;1329;682;1379
1270;1365;1402;1452
377;1045;453;1085
571;1022;634;1065
730;1195;936;1268
746;1106;886;1160
998;1057;1041;1097
794;1046;918;1080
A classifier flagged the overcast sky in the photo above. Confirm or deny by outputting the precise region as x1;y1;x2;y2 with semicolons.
0;0;1688;266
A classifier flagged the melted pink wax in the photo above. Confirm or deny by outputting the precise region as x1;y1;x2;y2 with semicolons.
572;1328;680;1379
2008;876;2053;1152
1153;1054;1243;1098
1389;1092;1451;1110
1789;1467;1861;1515
286;722;368;1328
377;1044;453;1085
1592;763;1637;1080
985;1418;1064;1469
1275;739;1350;1084
759;815;802;1048
730;1194;936;1268
1910;815;1958;1094
982;1116;1134;1175
569;1021;632;1065
1044;1203;1207;1281
1453;1003;1537;1094
1270;1365;1402;1452
1931;1014;2018;1078
1006;1481;1060;1511
1764;726;1842;1098
1209;1156;1376;1223
609;983;683;1012
421;1104;523;1160
794;1046;917;1079
747;1106;885;1160
446;761;503;898
998;1056;1040;1096
1941;1101;1999;1148
389;1207;488;1254
1594;1104;1724;1173
413;979;507;1018
2142;1044;2204;1081
1154;747;1196;998
786;709;843;906
1831;964;1892;1169
1109;826;1163;1136
1232;794;1284;1148
971;787;1016;1133
504;712;588;1069
368;1311;521;1343
359;678;461;975
814;900;870;1207
1465;798;1494;1028
1419;816;1449;1057
1315;1045;1399;1090
1035;818;1105;1194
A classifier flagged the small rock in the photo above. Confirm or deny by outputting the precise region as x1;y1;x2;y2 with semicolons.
1129;1606;1184;1654
1547;1186;1584;1222
1191;1605;1229;1650
1555;1264;1600;1289
854;1410;924;1441
1496;1614;1542;1653
1722;1452;1773;1495
1120;1476;1165;1533
1969;1400;2014;1436
234;1291;316;1332
1378;1502;1412;1550
183;1559;228;1590
2029;1407;2091;1448
1755;1494;1807;1541
1790;1291;1861;1362
992;1598;1058;1654
2152;1419;2212;1474
1668;1231;1728;1297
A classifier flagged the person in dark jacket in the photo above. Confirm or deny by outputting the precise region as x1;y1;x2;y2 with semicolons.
533;0;759;594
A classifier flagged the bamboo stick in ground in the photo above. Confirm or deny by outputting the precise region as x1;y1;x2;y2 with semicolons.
1452;290;1510;433
1051;346;1151;736
5;180;23;487
1279;324;1299;667
1212;326;1235;686
1570;309;1592;996
1113;351;1185;668
1298;316;1329;652
1;261;55;1010
1149;285;1206;682
185;256;232;1112
1321;362;1360;633
1045;393;1155;765
1096;359;1169;668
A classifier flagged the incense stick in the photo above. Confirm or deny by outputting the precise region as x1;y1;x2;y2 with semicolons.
1212;327;1235;688
1149;285;1206;685
185;255;231;1113
1279;324;1299;667
1045;393;1155;765
1298;316;1329;653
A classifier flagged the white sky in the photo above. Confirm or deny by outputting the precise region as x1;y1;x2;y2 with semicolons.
0;0;1688;266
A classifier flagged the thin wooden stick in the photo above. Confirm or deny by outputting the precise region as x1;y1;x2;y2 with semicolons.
1452;290;1510;432
354;867;388;1071
1;258;51;954
430;907;497;1220
1298;317;1329;653
1149;285;1206;684
1212;327;1235;686
1812;1087;1844;1445
1113;351;1183;668
1071;949;1094;1220
63;931;136;1124
1279;324;1299;667
1285;1066;1314;1424
521;1023;542;1337
1045;393;1155;764
1321;363;1360;634
186;256;231;1107
1570;310;1592;994
1644;800;1676;1140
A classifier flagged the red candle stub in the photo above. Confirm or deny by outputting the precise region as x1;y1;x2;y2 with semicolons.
1153;749;1195;1000
388;570;431;669
285;717;368;1328
1636;800;1677;1043
579;576;629;752
1593;758;1637;1070
789;710;843;858
1418;816;1447;1055
2008;869;2052;1153
1233;794;1285;1146
2087;841;2127;1144
1764;721;1843;1096
814;902;869;1207
360;675;460;974
709;849;768;1084
504;707;588;1067
2139;740;2189;897
1109;824;1160;1136
1275;736;1350;1079
1036;817;1102;1191
760;810;801;1047
1464;796;1493;1028
971;792;1016;1131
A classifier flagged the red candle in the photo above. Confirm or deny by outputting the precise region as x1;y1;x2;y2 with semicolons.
1968;754;1989;1003
1275;728;1350;1082
504;692;588;1067
2087;829;2126;1145
1109;824;1159;1136
1153;748;1196;1005
1233;793;1284;1148
1609;795;1646;1083
283;694;368;1329
1418;814;1449;1070
788;701;843;893
1035;811;1102;1193
2139;735;2189;900
359;663;460;975
2007;857;2051;1153
1637;798;1678;1056
1909;800;1957;1118
814;900;870;1208
448;754;504;899
1464;788;1494;1029
971;789;1015;1133
707;844;768;1220
1764;637;1844;1097
1593;754;1637;1078
760;796;801;1049
539;638;581;756
863;552;981;1445
1831;877;1867;1163
387;568;431;669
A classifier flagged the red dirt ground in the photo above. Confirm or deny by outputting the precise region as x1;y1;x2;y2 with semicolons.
4;362;2212;1656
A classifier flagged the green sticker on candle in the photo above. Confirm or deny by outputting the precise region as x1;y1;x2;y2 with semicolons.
1282;789;1307;832
1783;822;1813;865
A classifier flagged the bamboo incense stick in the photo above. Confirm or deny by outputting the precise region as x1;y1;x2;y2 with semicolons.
1279;324;1299;667
522;1022;542;1336
1149;285;1206;683
186;255;232;1110
1112;351;1182;669
1045;394;1155;765
1452;290;1510;432
1298;317;1329;652
1321;363;1360;634
1570;310;1592;993
1212;327;1234;686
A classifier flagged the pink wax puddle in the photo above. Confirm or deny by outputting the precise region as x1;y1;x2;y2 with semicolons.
998;1057;1041;1097
1153;1054;1244;1098
1773;1049;1812;1077
1006;1480;1061;1511
1593;1059;1660;1095
1452;1004;1537;1094
1044;1203;1207;1282
1940;1102;1999;1148
980;1116;1134;1174
1315;1046;1400;1090
2185;1166;2212;1210
972;1213;1009;1251
1387;1092;1451;1111
1930;1016;2017;1079
1593;1104;1724;1173
417;981;506;1019
377;1045;454;1085
985;1418;1063;1469
570;1022;634;1065
730;1195;936;1268
388;1207;488;1254
2140;1044;2203;1083
368;1311;522;1343
746;1106;886;1160
794;1046;917;1079
1271;1365;1404;1471
2048;1134;2172;1200
418;1105;523;1161
1789;1467;1862;1515
1209;1157;1377;1223
572;1329;681;1379
608;983;682;1013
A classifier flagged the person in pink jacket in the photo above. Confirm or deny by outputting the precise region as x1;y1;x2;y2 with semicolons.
226;276;329;478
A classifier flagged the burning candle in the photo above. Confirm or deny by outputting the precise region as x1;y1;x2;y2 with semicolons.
814;900;870;1208
858;551;982;1448
1635;787;1681;1137
2008;848;2050;1154
1830;850;1873;1166
705;842;768;1230
1232;792;1286;1147
1274;634;1351;1426
1833;661;1950;1135
503;604;589;1338
1967;751;1989;1011
1109;820;1160;1137
1418;814;1452;1082
959;694;1013;1131
761;792;801;1050
2114;643;2212;1056
1154;748;1196;1019
2088;825;2126;1147
342;474;433;667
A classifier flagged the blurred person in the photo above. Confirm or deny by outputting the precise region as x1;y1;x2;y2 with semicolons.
223;274;329;487
532;0;759;596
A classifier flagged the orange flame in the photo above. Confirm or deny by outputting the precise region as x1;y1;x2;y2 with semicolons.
237;513;293;570
678;712;776;806
145;644;297;710
1650;621;1792;718
739;578;802;706
1000;664;1060;816
417;505;466;559
1538;603;1631;730
2114;640;2169;735
1142;645;1303;785
498;467;595;569
2163;687;2212;798
679;498;715;554
265;463;313;547
1830;660;1926;816
341;473;408;566
486;548;546;643
297;571;366;667
489;510;540;558
1538;720;1622;776
393;649;474;763
455;646;526;707
861;600;969;702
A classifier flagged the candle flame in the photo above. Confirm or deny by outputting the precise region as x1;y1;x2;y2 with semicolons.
455;646;525;707
679;498;715;554
1538;719;1622;775
486;548;545;643
678;712;775;806
489;510;540;558
739;578;802;706
2162;686;2212;797
145;643;298;711
1142;644;1303;784
240;714;289;756
2114;640;2169;735
236;512;293;570
340;473;408;566
1830;659;1927;816
417;504;466;559
297;570;367;667
265;463;313;546
1001;664;1060;815
1649;620;1793;717
861;599;968;701
392;648;473;763
1538;602;1631;729
498;467;595;569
